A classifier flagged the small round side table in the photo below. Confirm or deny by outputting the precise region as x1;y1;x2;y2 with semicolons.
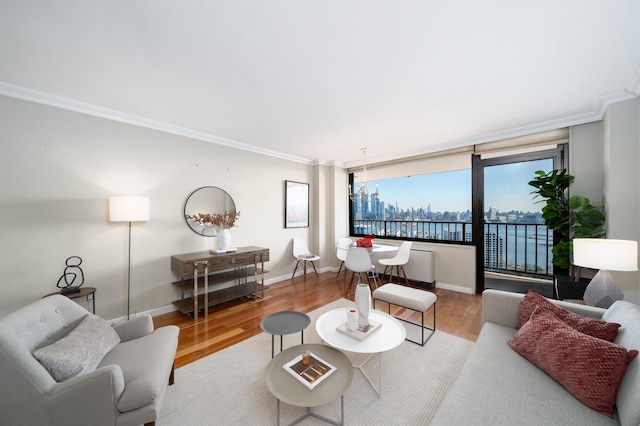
260;311;311;358
44;287;96;314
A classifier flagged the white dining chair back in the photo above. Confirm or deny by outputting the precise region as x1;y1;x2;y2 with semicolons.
345;246;372;273
344;246;379;296
395;241;412;264
336;238;352;262
293;238;311;258
378;241;413;286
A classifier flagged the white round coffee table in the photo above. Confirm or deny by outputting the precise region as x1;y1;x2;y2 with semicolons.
315;308;406;396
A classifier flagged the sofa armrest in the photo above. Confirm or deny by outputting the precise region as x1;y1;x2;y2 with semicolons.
50;363;125;401
482;289;525;328
113;314;154;342
3;364;126;426
482;289;607;329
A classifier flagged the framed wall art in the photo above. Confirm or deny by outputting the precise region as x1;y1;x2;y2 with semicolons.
285;180;309;228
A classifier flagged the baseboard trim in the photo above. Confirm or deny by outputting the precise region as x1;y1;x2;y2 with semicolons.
435;282;474;295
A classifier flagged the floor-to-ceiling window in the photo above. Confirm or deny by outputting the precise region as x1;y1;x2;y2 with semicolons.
348;130;569;294
483;158;553;276
472;145;565;292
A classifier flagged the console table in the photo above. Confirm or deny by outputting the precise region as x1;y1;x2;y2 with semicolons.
171;246;269;319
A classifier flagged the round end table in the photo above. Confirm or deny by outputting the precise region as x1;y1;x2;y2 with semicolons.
265;343;353;425
260;310;311;358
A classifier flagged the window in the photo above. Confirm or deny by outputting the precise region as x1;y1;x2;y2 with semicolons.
349;168;472;242
483;158;554;276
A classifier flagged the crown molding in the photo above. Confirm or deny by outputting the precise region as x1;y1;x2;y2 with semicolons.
594;90;638;116
0;82;313;165
593;65;640;115
626;64;640;96
3;80;636;171
348;111;603;169
311;159;345;168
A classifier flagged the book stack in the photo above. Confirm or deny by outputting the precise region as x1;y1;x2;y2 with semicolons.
209;247;239;255
336;320;382;342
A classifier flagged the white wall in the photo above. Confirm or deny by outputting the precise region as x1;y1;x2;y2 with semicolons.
570;121;603;206
0;96;322;318
372;240;476;294
602;98;640;303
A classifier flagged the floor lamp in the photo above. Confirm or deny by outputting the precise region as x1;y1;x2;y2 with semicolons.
573;238;638;308
109;196;150;320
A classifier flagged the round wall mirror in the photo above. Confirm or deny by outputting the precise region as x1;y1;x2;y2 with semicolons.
184;186;236;236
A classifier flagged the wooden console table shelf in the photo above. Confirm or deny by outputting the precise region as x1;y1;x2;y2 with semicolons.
171;246;269;319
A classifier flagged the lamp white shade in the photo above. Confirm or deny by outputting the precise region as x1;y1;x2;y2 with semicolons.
573;238;638;271
109;196;150;222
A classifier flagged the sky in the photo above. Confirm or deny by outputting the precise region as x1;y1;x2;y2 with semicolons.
363;158;552;213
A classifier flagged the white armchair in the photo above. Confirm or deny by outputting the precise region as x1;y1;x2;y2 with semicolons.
0;295;179;426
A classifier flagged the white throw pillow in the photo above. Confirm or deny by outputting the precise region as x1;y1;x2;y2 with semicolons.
33;314;120;382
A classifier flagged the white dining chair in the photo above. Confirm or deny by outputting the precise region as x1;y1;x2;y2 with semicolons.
378;241;412;286
292;238;320;278
344;246;379;297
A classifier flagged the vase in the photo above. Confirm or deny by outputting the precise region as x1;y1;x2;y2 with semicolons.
355;283;371;327
217;228;232;249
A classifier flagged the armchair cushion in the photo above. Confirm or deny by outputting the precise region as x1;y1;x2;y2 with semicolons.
32;314;120;382
99;324;179;412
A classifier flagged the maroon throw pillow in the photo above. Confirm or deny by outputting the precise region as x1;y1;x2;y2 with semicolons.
517;290;620;341
508;306;638;417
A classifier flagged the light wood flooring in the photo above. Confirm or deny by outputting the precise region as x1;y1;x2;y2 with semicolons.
153;272;483;369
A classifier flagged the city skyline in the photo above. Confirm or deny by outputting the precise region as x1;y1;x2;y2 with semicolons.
354;158;552;215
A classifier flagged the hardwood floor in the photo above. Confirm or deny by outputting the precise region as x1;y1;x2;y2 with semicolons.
153;272;483;369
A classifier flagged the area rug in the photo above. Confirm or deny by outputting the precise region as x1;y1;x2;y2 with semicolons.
158;298;474;425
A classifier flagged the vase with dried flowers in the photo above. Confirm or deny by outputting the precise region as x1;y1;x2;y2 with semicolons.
186;212;240;249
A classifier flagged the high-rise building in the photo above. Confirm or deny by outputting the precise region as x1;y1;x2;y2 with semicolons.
485;231;504;268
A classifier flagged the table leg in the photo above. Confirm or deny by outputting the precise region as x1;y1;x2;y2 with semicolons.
352;352;382;396
83;292;96;314
277;396;345;426
271;335;275;359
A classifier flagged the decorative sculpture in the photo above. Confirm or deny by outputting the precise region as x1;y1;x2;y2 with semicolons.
56;256;84;294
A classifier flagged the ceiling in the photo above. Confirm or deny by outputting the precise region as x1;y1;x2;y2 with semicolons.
2;1;640;167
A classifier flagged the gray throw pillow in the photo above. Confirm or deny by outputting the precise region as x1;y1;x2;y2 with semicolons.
33;314;120;382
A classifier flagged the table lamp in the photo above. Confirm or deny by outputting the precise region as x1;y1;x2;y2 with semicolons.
109;196;150;319
572;238;638;308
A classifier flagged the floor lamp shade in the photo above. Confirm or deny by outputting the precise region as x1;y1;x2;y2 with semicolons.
573;239;638;308
109;196;149;320
109;196;150;222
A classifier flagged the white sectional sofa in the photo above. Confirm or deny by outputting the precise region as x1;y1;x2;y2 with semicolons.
431;289;640;425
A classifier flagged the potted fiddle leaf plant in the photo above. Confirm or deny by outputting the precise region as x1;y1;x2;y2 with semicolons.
529;169;605;298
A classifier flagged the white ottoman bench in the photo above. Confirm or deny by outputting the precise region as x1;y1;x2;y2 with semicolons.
372;283;437;346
